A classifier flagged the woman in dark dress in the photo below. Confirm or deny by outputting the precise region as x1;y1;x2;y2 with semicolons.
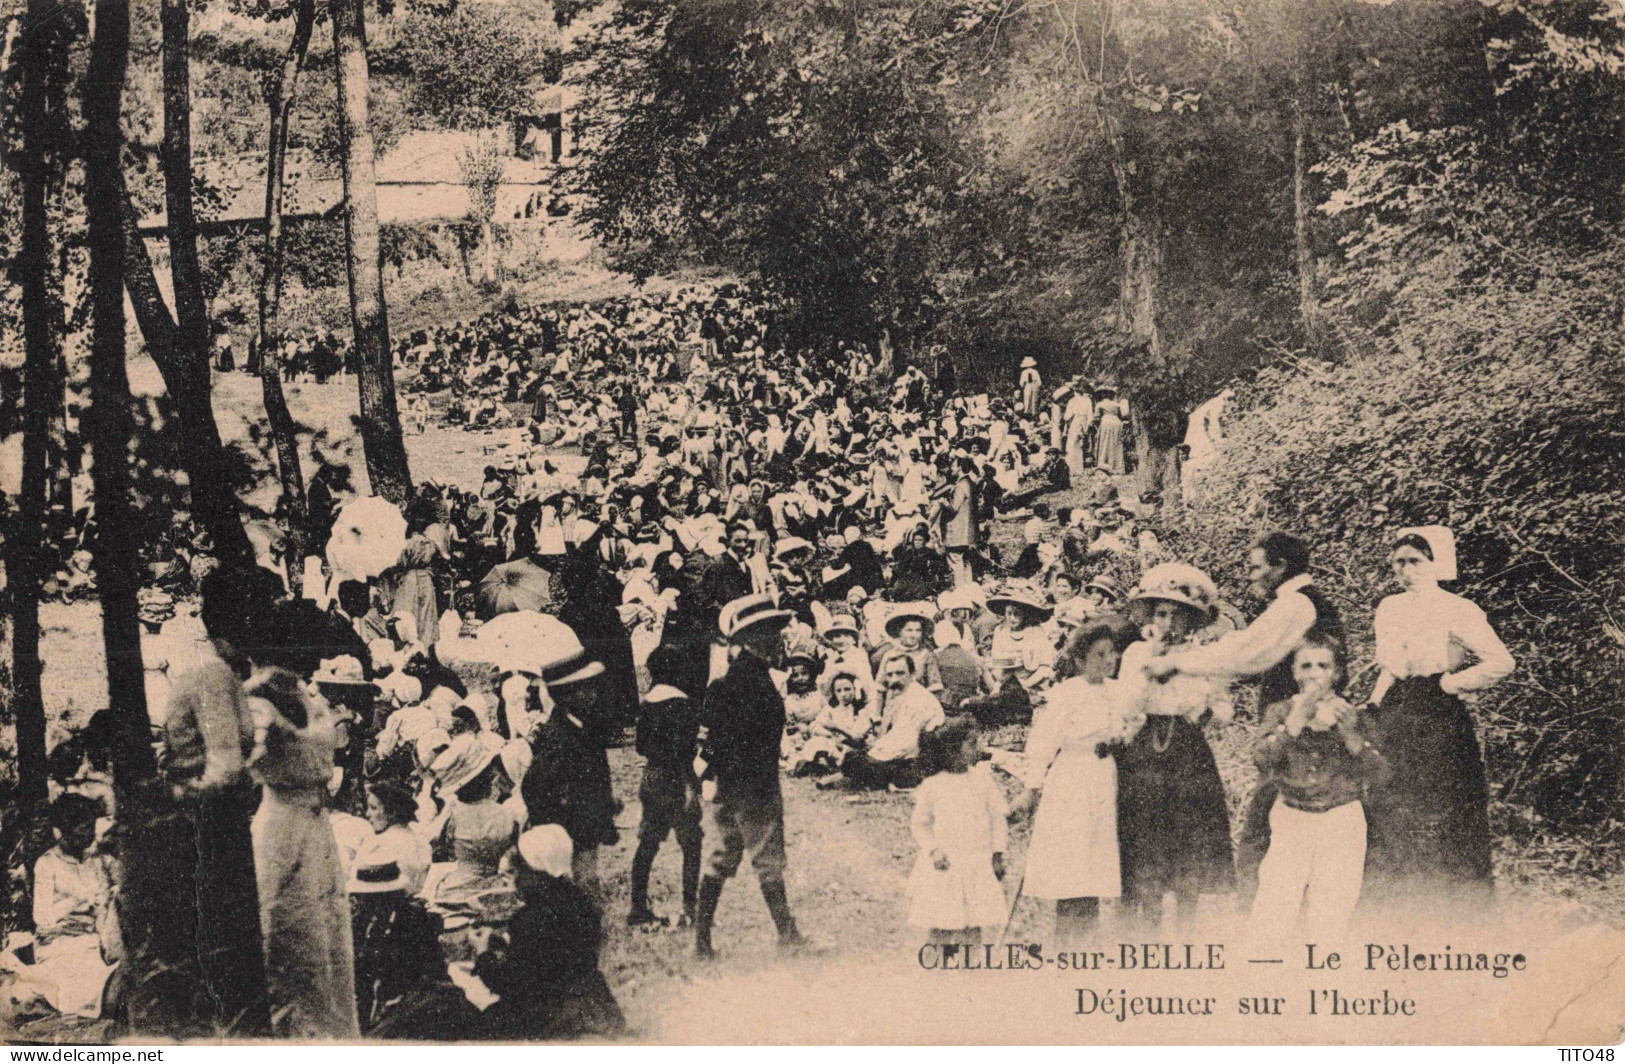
1362;526;1514;918
889;523;953;602
1112;563;1236;931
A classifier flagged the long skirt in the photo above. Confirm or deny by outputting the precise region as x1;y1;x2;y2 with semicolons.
1363;676;1495;915
1116;717;1234;903
253;791;360;1039
1096;415;1125;476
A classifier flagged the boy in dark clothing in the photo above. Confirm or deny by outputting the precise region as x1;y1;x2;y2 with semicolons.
693;594;808;959
1246;634;1389;943
628;646;703;927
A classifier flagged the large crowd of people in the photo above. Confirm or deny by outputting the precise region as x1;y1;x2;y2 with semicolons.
2;282;1515;1040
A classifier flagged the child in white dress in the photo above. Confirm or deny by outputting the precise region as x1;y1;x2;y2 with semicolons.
906;717;1009;946
1011;617;1141;943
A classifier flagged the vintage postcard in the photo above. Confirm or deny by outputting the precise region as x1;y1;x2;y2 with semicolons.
1;0;1622;1047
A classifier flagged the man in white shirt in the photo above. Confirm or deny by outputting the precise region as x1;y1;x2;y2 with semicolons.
839;651;945;791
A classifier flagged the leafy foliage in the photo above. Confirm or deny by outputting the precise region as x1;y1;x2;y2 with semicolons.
1172;5;1625;850
391;1;561;130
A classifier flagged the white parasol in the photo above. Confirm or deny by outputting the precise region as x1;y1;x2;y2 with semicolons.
325;496;408;582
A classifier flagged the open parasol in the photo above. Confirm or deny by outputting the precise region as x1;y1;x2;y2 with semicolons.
325;496;408;582
477;557;556;619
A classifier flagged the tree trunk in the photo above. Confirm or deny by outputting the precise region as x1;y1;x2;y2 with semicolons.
480;218;495;283
87;2;179;1033
332;0;412;503
257;0;316;586
12;0;74;808
158;0;256;565
456;229;473;285
160;0;210;374
1104;121;1176;504
117;182;255;566
86;0;151;779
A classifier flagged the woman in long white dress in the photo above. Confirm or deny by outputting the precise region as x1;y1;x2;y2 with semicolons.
248;669;360;1039
1013;617;1140;942
1094;387;1129;476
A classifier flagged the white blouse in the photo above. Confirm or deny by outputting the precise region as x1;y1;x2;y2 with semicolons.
1374;586;1514;694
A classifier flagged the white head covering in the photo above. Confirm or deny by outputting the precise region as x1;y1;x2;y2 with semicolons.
517;824;573;878
1397;525;1457;582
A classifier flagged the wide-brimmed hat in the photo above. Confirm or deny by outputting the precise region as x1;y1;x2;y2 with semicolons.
819;613;861;640
884;602;937;639
1020;357;1037;369
415;727;452;769
349;858;409;895
138;587;175;624
775;536;814;562
719;593;793;641
936;586;979;615
1067;614;1139;658
1129;563;1218;618
783;649;825;674
986;584;1054;622
1085;575;1122;600
313;655;370;687
431;734;501;795
986;655;1022;671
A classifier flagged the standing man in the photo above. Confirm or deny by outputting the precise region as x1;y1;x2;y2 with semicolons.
1142;531;1342;900
692;594;809;959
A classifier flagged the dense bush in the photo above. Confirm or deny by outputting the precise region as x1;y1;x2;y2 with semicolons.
1171;226;1625;880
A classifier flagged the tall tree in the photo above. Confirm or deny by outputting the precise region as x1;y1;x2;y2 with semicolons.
156;0;256;564
85;0;178;1032
332;0;411;503
12;0;77;807
459;135;504;285
86;0;152;790
256;0;317;584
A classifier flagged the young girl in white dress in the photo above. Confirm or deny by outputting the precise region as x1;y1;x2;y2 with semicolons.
1011;617;1142;942
906;717;1009;946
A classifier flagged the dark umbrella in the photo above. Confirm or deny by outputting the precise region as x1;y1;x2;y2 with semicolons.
477;557;555;619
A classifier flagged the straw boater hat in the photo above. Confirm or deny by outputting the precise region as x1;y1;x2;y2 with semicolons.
884;602;937;639
986;583;1054;622
775;536;814;562
313;655;371;687
936;586;979;615
719;593;793;641
1129;563;1218;620
349;858;409;895
535;617;606;687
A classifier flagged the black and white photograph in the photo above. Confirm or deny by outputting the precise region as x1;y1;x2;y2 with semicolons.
0;0;1622;1045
